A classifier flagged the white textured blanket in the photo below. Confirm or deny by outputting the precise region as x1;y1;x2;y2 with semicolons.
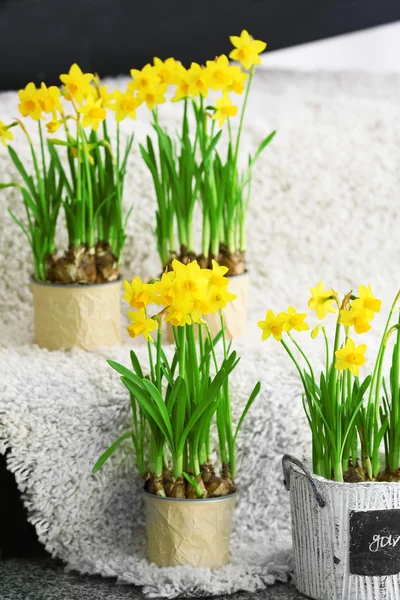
1;69;400;597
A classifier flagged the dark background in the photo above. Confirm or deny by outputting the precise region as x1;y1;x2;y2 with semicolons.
1;0;400;560
0;0;400;91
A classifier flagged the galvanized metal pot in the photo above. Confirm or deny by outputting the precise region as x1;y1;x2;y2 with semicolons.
283;455;400;600
144;492;236;568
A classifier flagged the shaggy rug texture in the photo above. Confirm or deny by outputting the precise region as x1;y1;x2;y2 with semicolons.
1;68;400;597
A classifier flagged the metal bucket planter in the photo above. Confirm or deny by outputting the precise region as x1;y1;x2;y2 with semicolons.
144;492;236;568
166;272;249;342
283;455;400;600
31;279;122;350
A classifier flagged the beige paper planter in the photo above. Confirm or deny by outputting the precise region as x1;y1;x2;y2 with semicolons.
167;272;249;343
31;279;122;350
144;492;236;568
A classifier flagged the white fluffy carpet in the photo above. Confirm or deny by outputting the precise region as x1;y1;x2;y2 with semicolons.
1;68;400;597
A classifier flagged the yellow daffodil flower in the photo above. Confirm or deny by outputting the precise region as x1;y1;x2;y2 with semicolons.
60;63;94;103
127;308;158;342
78;97;107;131
352;284;382;314
335;338;366;377
153;57;180;85
18;83;42;120
281;306;310;332
130;64;161;93
205;55;233;91
46;119;62;134
164;294;194;327
97;84;114;109
204;259;229;288
111;90;140;122
187;62;210;97
227;65;248;94
258;309;290;342
229;30;266;70
38;83;62;114
172;66;191;101
207;285;237;313
153;272;176;307
0;121;14;146
124;277;155;310
339;307;374;334
212;93;238;127
308;281;337;320
138;82;167;111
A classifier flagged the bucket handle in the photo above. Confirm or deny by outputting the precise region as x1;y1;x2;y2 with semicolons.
282;454;326;508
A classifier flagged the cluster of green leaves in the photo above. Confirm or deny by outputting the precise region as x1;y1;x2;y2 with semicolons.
93;318;260;497
1;123;63;281
141;85;275;269
283;293;400;482
1;120;134;281
50;122;134;258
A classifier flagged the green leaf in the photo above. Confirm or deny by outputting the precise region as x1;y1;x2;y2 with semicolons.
92;431;133;473
107;359;137;381
249;130;276;168
234;382;261;442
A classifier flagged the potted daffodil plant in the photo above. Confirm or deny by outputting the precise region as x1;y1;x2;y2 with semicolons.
93;259;260;568
259;282;400;600
0;65;136;349
138;30;275;338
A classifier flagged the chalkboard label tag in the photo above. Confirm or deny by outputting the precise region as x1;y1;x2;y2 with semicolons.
350;509;400;576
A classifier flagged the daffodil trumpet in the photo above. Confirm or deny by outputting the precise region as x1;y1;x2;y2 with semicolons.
259;283;400;482
93;259;260;499
0;66;134;283
138;32;275;275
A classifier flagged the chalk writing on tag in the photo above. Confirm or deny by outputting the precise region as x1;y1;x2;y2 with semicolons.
350;509;400;576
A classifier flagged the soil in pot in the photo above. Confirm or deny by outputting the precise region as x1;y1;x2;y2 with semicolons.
45;243;119;284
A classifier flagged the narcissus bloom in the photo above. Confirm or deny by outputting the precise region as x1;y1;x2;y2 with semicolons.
18;83;42;120
206;55;232;91
127;308;158;342
172;67;191;101
124;277;155;310
0;121;14;146
45;119;62;134
204;260;229;288
60;64;94;103
38;83;63;115
208;285;237;313
153;57;180;85
228;65;248;94
352;284;382;314
111;90;140;122
229;30;266;70
308;281;337;320
187;62;210;97
78;97;106;130
339;307;374;334
212;93;238;127
130;64;161;92
281;306;310;332
335;338;366;377
138;83;167;110
258;309;290;342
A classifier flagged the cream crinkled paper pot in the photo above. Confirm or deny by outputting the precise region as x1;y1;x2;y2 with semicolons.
31;279;122;350
144;492;236;568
